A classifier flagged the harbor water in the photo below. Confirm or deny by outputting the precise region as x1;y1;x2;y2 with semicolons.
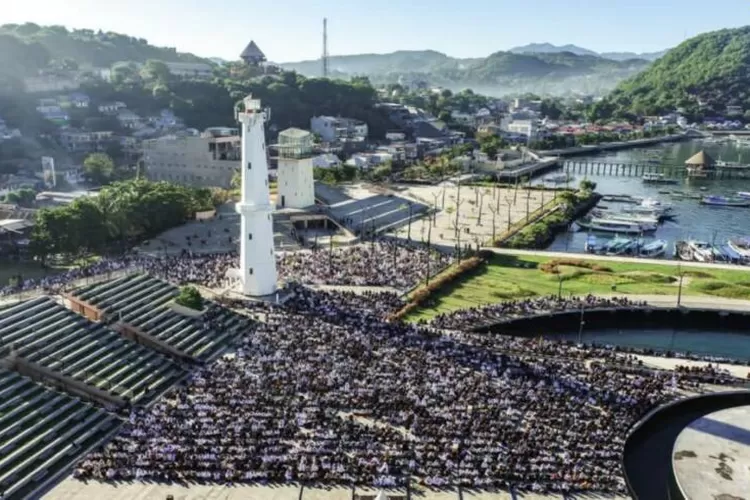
555;327;750;361
546;139;750;256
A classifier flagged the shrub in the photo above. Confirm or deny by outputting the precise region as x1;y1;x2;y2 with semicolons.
393;254;489;321
539;259;612;274
175;285;204;311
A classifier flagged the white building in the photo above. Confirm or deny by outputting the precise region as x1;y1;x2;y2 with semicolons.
276;128;315;209
312;153;342;169
385;132;406;142
504;119;539;139
98;102;127;114
164;62;214;80
142;129;240;188
23;75;79;93
310;115;368;143
117;109;143;129
234;95;277;296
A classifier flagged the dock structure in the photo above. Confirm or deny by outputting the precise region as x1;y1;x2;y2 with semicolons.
494;156;560;181
560;159;750;179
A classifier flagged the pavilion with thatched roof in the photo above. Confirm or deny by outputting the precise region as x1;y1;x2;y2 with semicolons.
685;150;715;178
240;41;266;66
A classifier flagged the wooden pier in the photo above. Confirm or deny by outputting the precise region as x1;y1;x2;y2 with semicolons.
561;160;750;179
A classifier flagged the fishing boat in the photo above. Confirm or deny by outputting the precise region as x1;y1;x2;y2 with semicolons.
591;209;660;226
727;237;750;259
584;234;599;253
687;240;715;262
602;236;636;255
700;195;750;207
642;172;679;184
639;239;668;258
601;194;641;204
717;244;746;264
545;173;575;184
577;217;656;234
736;192;750;199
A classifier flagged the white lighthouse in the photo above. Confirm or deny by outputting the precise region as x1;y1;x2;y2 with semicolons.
276;128;315;209
234;95;277;296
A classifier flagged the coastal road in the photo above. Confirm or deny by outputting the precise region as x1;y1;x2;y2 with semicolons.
483;247;750;273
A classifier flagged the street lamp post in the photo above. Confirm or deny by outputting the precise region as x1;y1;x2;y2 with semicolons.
677;264;684;307
577;305;585;344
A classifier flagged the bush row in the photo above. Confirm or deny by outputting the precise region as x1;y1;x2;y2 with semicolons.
390;251;493;321
539;258;613;274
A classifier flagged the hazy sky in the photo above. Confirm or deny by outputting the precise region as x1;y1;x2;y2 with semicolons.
5;0;750;62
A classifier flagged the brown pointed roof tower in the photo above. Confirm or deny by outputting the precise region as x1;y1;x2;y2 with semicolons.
685;150;715;168
240;41;266;66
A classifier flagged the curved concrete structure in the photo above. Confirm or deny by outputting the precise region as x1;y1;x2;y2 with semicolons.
622;391;750;500
672;406;750;500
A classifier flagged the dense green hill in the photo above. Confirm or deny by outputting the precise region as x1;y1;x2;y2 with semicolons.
0;23;208;78
281;49;649;95
607;26;750;117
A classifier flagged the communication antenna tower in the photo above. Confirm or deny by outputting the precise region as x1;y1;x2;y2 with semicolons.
322;18;329;78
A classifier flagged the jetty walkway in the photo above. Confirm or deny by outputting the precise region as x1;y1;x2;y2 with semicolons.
484;247;750;274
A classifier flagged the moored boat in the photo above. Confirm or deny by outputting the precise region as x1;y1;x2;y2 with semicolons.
728;237;750;259
577;217;656;234
584;234;599;253
736;191;750;199
602;236;636;255
700;195;750;207
642;173;679;184
687;240;715;262
639;239;668;258
545;173;575;184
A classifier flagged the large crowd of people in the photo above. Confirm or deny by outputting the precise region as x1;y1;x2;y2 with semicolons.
427;295;649;331
73;287;742;494
0;242;450;298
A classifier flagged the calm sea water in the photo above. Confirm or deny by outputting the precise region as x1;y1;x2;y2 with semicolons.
554;328;750;361
546;140;750;255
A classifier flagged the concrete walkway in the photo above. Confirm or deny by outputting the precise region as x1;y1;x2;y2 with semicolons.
484;247;750;273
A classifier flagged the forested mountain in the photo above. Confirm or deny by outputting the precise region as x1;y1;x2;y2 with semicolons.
0;23;209;78
281;49;650;95
508;43;599;57
605;26;750;118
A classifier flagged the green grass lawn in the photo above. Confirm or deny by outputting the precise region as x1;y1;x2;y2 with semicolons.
406;253;750;322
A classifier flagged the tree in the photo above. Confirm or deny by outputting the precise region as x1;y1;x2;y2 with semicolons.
175;286;203;310
370;162;392;182
83;153;115;185
579;179;597;192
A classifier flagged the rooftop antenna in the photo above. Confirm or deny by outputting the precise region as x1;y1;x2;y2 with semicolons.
322;18;329;78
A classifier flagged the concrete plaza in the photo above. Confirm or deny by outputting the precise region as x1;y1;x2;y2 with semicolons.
389;183;557;249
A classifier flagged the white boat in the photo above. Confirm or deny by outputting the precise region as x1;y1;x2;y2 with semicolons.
591;209;660;226
641;198;672;210
577;217;656;234
687;240;715;262
736;192;750;199
642;173;678;184
727;238;750;259
639;239;668;258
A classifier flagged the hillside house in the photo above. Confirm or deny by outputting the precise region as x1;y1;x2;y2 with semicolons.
99;102;127;114
117;109;144;129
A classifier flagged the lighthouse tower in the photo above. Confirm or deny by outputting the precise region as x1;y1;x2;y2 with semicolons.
235;95;277;296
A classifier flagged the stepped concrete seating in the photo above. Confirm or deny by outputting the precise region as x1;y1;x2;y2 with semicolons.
327;195;428;234
71;274;250;361
0;369;120;500
0;296;185;404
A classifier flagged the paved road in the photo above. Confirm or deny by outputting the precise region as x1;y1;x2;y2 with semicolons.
484;247;750;273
